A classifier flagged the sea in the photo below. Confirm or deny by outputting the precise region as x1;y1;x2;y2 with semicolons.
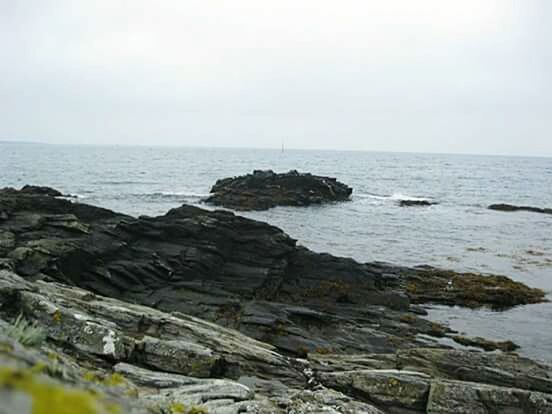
1;142;551;362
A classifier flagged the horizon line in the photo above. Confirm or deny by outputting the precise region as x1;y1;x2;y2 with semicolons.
1;138;551;159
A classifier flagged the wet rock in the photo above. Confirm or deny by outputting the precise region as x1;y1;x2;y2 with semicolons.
19;185;63;197
204;170;353;211
399;200;437;207
450;335;519;352
489;203;552;215
401;265;546;309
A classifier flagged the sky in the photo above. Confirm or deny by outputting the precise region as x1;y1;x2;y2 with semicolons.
1;1;551;156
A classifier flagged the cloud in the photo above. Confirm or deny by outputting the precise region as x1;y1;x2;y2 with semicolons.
0;0;550;155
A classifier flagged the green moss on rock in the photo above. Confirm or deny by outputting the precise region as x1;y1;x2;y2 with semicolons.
0;366;122;414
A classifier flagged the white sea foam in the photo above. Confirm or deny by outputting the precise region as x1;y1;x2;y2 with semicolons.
157;191;209;198
389;193;432;202
355;192;432;202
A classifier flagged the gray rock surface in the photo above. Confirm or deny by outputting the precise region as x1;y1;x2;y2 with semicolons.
427;380;552;414
2;266;552;413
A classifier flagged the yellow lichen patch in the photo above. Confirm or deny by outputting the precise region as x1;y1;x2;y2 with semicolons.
405;282;418;294
400;314;416;324
314;347;333;354
428;322;446;337
388;378;399;387
124;388;139;398
30;362;48;374
82;371;137;399
83;370;100;383
170;402;186;413
0;342;14;354
302;280;353;299
167;402;209;414
0;366;122;414
188;407;208;414
52;310;62;323
102;373;126;387
296;346;310;357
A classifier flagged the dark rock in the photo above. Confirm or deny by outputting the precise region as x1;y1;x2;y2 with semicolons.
19;185;63;197
204;169;353;210
399;199;437;207
0;186;545;360
451;335;519;352
1;181;552;413
489;203;552;215
401;266;546;309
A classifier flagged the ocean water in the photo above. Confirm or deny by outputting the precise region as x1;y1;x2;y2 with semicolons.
2;142;552;361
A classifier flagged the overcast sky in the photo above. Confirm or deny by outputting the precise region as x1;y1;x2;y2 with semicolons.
1;1;551;155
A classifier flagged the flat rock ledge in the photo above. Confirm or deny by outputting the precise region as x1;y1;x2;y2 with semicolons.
0;185;550;413
204;170;353;211
489;203;552;215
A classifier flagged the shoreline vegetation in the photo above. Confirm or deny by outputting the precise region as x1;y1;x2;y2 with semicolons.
0;184;551;413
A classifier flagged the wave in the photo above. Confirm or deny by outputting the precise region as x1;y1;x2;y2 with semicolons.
94;180;159;185
355;192;389;201
157;191;209;198
60;191;210;203
56;193;89;200
132;191;210;201
355;192;434;203
389;193;433;202
69;194;89;199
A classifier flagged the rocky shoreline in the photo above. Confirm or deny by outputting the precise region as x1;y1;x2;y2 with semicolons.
1;186;551;413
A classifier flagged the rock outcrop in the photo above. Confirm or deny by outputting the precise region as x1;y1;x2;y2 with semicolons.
204;170;353;210
399;200;437;207
1;185;551;413
2;269;552;413
489;203;552;215
0;186;544;358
